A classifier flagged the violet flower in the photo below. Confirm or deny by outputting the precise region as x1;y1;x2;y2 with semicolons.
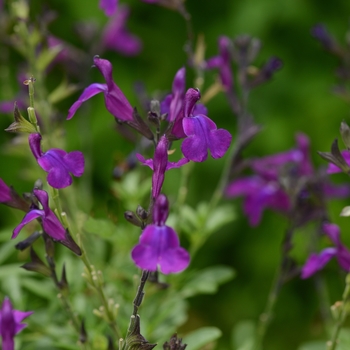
29;133;84;189
0;297;33;350
160;67;207;139
180;88;232;162
301;223;350;278
131;194;190;274
0;178;30;212
136;135;189;198
13;189;81;254
102;5;142;56
206;36;233;92
67;56;134;122
13;189;66;241
226;133;350;226
99;0;117;16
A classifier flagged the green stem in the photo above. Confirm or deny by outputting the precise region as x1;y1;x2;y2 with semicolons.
327;273;350;350
255;225;294;350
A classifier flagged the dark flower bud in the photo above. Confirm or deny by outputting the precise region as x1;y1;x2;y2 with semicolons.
79;319;88;344
21;247;52;277
15;231;41;251
340;120;350;150
318;139;350;174
249;57;283;88
59;263;69;293
163;334;187;350
60;229;82;256
136;205;149;221
125;211;142;227
107;335;115;350
150;100;161;118
311;24;343;56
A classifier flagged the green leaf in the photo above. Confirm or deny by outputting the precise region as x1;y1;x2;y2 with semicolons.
83;217;116;239
297;341;326;350
181;265;235;298
183;327;222;350
36;46;62;72
232;320;256;350
48;79;79;104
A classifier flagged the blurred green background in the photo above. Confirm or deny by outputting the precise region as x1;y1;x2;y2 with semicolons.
2;0;350;349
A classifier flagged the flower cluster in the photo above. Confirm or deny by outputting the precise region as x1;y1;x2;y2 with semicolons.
225;133;350;226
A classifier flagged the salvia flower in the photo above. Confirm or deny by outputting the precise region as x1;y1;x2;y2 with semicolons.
13;189;66;240
226;133;350;226
0;297;33;350
180;88;232;162
161;68;207;140
99;0;117;16
0;178;30;212
102;5;142;56
136;135;189;198
206;36;233;92
67;56;136;120
327;150;350;174
131;194;190;274
13;189;81;254
29;133;84;189
301;223;350;278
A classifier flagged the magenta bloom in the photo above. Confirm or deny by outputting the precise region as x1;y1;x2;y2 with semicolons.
13;189;66;241
29;133;84;189
301;223;350;278
226;133;350;226
131;194;190;274
67;56;134;122
102;5;142;56
0;297;33;350
226;175;290;226
136;135;189;198
180;88;232;162
206;36;233;91
99;0;117;16
0;179;11;203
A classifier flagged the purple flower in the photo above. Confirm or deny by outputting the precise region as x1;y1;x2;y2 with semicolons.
13;189;66;241
102;5;142;56
67;56;134;122
180;88;232;162
161;67;186;123
311;24;342;55
226;176;290;226
99;0;118;16
327;150;350;174
206;36;233;91
301;223;350;278
0;179;12;203
0;178;30;212
131;194;190;274
225;133;348;226
0;297;33;350
136;135;189;198
160;68;207;139
29;133;84;189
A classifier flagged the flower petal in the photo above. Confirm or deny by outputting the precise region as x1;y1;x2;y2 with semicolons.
327;150;350;174
131;225;190;274
63;151;85;177
99;0;117;16
301;248;337;279
47;166;72;189
67;83;107;120
12;210;44;239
